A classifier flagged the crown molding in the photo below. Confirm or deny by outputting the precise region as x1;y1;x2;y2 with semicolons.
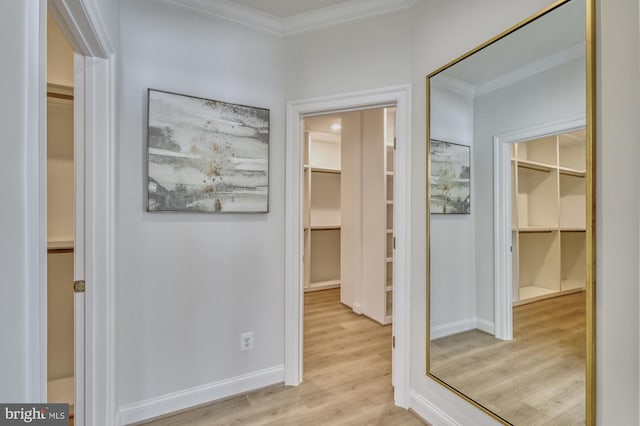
160;0;417;36
475;42;586;96
432;42;586;99
284;0;418;35
430;74;476;98
161;0;285;35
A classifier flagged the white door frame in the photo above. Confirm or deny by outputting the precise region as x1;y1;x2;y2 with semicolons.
27;1;116;424
284;85;412;408
493;115;585;340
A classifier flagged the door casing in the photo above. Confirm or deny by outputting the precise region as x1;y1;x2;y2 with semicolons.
27;1;117;424
284;85;412;408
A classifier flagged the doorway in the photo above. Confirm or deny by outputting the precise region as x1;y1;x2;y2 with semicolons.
493;116;586;339
301;106;397;403
302;108;395;323
284;86;412;408
29;1;116;423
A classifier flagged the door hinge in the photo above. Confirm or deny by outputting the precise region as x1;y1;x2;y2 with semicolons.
393;137;397;150
392;336;396;349
73;280;86;293
393;237;396;250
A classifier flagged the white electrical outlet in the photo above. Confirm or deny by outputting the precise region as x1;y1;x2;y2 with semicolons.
241;332;254;351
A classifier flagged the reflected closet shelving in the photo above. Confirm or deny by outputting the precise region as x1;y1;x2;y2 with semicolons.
511;129;586;304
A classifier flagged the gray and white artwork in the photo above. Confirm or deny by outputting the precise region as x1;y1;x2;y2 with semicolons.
430;140;470;214
147;89;269;213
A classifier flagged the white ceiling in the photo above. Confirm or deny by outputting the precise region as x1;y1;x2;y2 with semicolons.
304;114;342;135
228;0;353;18
440;0;585;90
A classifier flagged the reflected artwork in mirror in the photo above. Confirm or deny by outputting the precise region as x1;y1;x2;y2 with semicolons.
426;0;595;425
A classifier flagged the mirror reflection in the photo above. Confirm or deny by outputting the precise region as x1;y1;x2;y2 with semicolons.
428;1;589;424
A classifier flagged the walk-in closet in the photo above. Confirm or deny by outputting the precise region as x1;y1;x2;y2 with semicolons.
303;107;396;325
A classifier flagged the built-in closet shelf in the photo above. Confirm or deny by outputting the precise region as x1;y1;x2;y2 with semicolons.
385;257;393;262
386;229;393;234
48;238;74;250
307;166;341;174
561;280;585;291
304;131;342;293
516;159;554;173
518;227;556;233
385;171;394;176
385;285;393;292
519;285;556;300
512;128;586;305
386;201;393;205
558;167;586;177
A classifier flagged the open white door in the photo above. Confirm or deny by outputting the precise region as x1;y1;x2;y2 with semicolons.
73;52;85;426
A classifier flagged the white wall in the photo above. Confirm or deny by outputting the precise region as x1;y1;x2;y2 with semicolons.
361;108;387;324
117;0;286;409
473;58;585;323
0;0;29;403
428;83;476;335
47;14;74;87
340;111;362;310
47;98;75;240
597;0;640;421
285;11;411;100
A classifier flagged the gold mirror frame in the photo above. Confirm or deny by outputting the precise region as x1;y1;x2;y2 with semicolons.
425;0;596;424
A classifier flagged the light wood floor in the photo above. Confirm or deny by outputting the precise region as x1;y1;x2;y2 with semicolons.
140;288;424;425
430;292;585;426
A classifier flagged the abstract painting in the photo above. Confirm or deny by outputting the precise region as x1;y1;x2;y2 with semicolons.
430;140;470;214
147;89;269;213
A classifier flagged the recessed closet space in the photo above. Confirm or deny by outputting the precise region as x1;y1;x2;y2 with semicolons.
511;129;586;304
47;13;75;411
302;107;396;325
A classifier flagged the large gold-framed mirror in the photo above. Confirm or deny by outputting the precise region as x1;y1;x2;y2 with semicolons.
426;0;595;424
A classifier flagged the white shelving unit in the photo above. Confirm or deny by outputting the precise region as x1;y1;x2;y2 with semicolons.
303;131;342;292
511;129;586;304
384;108;395;322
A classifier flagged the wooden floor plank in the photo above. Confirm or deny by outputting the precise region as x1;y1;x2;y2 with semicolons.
430;292;586;425
139;288;424;425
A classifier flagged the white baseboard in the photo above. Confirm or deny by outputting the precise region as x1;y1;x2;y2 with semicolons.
431;317;495;339
475;318;495;335
409;389;459;426
117;365;284;425
430;318;475;339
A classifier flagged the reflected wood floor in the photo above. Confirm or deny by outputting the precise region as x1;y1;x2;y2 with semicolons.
140;288;424;425
430;292;585;426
